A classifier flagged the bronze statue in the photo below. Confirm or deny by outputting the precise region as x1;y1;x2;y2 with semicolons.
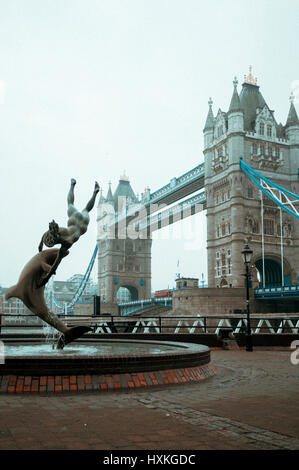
5;248;91;349
38;179;100;286
6;179;99;349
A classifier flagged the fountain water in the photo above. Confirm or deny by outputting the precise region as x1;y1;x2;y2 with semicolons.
42;322;57;349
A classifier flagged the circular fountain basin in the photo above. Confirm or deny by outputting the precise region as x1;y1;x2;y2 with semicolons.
1;339;211;376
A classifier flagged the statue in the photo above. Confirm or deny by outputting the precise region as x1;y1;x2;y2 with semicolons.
5;179;100;349
38;178;99;286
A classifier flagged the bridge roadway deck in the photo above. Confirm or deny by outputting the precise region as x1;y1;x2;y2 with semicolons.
0;349;298;450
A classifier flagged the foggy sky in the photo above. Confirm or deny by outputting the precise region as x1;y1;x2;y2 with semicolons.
0;0;298;291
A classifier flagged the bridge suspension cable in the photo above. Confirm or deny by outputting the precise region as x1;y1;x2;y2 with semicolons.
240;158;299;220
241;158;298;288
49;244;98;313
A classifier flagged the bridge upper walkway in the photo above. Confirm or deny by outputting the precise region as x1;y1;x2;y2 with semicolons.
147;162;205;206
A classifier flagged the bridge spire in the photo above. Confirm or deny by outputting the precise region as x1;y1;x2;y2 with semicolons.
203;97;214;131
286;91;299;127
106;181;114;203
243;65;258;86
98;187;105;205
228;76;242;113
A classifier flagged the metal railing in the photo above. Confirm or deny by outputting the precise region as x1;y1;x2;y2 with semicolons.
1;313;299;336
255;285;299;298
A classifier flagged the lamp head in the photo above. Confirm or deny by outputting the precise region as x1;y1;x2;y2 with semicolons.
242;244;253;264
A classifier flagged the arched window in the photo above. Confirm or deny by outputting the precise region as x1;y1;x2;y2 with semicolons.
259;122;264;135
267;125;272;137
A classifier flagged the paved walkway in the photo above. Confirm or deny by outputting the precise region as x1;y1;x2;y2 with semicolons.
0;349;298;450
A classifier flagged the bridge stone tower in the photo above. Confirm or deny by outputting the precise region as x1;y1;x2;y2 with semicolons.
97;174;152;314
203;68;299;288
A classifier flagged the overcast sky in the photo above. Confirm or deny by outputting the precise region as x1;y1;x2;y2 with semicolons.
0;0;298;292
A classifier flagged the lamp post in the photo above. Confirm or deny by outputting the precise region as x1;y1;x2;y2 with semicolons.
242;244;253;352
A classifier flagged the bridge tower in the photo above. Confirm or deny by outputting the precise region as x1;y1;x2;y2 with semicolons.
203;68;299;288
97;174;152;313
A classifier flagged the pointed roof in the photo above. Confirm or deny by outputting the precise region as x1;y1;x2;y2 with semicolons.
238;66;269;131
97;188;105;205
106;182;114;203
228;77;243;113
113;174;138;212
286;93;299;127
239;82;267;131
113;176;138;203
203;97;215;131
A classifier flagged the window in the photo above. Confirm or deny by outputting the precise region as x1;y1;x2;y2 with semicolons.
252;143;257;155
267;125;272;137
252;220;259;234
260;144;265;155
264;219;274;235
248;186;253;198
221;224;226;236
259;122;264;135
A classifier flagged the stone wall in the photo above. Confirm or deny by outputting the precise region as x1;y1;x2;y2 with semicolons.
172;287;247;316
171;287;298;316
73;303;93;316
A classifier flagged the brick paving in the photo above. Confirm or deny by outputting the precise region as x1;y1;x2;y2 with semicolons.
0;349;298;450
0;364;217;394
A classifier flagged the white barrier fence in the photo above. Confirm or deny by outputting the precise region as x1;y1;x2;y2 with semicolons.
90;316;299;335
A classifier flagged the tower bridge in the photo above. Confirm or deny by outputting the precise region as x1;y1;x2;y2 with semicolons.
96;69;299;313
51;69;299;315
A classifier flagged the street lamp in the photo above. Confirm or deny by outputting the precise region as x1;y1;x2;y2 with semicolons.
242;244;253;352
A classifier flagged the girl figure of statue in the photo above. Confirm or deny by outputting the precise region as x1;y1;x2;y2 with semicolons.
37;178;100;287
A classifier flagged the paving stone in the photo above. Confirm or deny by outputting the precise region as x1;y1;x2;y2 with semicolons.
0;350;298;450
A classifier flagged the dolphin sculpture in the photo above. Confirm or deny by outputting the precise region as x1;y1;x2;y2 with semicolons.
5;248;91;349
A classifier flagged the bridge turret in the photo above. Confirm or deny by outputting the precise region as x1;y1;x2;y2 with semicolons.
96;175;152;313
285;92;299;145
227;77;244;134
203;97;215;149
204;68;299;289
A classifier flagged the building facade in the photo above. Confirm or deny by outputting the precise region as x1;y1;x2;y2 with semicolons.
203;68;299;288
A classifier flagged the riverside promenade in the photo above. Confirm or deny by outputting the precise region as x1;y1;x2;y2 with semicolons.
0;349;298;451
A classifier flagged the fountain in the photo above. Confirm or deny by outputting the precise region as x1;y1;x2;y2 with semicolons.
0;178;217;393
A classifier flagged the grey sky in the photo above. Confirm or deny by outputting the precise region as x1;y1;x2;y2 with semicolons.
1;0;298;291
